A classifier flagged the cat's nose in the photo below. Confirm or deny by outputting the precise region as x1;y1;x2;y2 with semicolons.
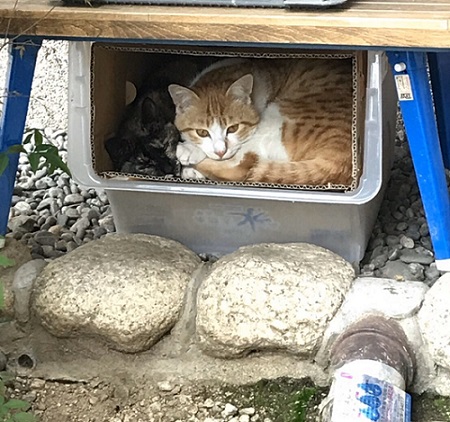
216;150;226;158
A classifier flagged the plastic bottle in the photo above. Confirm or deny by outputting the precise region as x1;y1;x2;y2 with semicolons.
319;315;415;422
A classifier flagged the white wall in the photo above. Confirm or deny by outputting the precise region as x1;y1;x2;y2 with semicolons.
0;40;68;132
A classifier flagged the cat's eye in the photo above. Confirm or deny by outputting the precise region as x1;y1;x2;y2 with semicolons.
196;129;209;138
227;124;239;134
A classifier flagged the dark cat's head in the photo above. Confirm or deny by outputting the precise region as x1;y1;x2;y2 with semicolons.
118;89;176;141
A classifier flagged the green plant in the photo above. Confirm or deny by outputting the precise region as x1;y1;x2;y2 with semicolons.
0;129;71;177
0;372;35;422
293;387;317;422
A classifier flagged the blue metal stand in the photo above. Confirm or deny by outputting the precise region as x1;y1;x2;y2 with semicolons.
0;38;42;236
428;52;450;170
387;51;450;271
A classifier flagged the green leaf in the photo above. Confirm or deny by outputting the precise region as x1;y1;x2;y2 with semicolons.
7;145;26;154
27;153;40;173
44;154;72;177
22;133;33;145
0;255;15;268
33;129;43;147
13;412;36;422
0;154;8;176
5;400;30;410
0;394;5;406
34;144;58;156
0;372;15;383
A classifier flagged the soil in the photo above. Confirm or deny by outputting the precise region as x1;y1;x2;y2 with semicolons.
6;377;325;422
5;376;450;421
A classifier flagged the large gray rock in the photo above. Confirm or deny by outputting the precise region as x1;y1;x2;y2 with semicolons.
316;277;428;349
315;277;432;392
33;234;201;352
13;259;47;323
196;243;355;358
0;238;32;318
418;273;450;369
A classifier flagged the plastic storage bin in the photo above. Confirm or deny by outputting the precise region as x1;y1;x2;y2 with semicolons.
67;42;396;264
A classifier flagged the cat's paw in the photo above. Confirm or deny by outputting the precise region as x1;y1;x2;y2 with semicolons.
181;166;206;180
177;142;207;166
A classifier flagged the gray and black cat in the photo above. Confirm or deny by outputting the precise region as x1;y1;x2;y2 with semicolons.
105;56;217;178
105;77;182;177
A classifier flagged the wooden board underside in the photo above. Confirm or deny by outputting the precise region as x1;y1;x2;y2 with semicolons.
1;0;450;48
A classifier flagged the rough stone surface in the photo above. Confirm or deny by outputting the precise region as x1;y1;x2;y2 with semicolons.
433;366;450;396
0;41;69;131
12;259;47;323
418;273;450;370
196;243;355;358
33;234;201;352
379;260;422;281
316;278;428;367
398;317;436;394
0;238;32;317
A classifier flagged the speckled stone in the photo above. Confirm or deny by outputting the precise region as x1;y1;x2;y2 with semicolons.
196;243;355;358
0;238;32;318
418;273;450;370
33;234;201;352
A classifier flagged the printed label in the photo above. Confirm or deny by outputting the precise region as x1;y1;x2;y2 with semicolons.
395;75;414;101
331;372;411;422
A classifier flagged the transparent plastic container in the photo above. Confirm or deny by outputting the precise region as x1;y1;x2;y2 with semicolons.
67;44;397;263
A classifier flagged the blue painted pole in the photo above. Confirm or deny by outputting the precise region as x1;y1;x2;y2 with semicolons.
428;52;450;170
0;38;42;236
387;51;450;271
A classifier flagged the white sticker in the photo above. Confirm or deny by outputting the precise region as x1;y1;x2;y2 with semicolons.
395;74;414;101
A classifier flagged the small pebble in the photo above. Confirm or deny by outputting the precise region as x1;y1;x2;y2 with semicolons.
64;193;84;206
157;381;174;392
399;235;415;249
222;403;238;418
34;230;57;246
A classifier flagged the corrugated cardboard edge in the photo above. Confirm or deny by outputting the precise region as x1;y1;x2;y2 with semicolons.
90;43;365;192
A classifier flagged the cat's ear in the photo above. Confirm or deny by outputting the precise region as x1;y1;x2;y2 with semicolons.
226;74;253;104
168;84;199;113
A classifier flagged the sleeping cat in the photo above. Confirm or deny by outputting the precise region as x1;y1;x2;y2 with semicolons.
168;57;354;185
106;56;218;178
106;79;181;177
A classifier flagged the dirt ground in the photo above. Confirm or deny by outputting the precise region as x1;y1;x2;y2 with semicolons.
7;377;324;422
4;375;450;422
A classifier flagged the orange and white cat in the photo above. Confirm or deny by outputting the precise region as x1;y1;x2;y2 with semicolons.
168;57;354;185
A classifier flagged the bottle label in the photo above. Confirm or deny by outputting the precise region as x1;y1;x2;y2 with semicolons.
331;371;411;422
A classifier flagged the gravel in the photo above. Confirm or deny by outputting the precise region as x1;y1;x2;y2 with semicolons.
7;131;116;260
4;377;324;422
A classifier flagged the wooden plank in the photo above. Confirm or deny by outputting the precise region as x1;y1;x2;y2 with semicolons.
0;0;450;48
1;3;448;27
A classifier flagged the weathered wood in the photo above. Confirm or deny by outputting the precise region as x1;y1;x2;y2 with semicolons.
0;0;450;48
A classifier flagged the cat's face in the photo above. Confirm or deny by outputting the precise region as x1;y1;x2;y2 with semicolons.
168;75;260;161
